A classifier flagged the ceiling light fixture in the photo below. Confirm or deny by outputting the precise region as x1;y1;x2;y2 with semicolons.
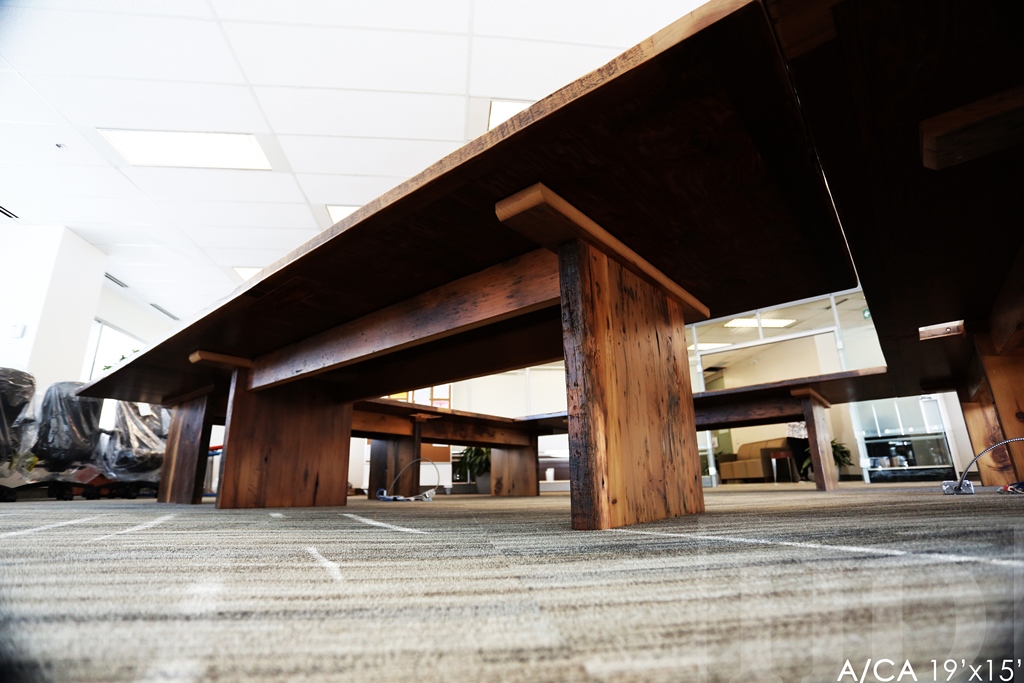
99;130;272;170
233;267;262;281
488;100;533;130
326;205;360;224
724;317;796;328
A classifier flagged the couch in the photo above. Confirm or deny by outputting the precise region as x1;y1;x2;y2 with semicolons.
717;438;791;483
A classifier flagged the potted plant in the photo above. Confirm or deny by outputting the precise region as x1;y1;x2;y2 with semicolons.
799;439;854;478
454;446;491;494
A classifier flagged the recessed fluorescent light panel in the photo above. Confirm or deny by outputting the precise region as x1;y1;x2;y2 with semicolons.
488;100;532;130
724;318;796;329
326;205;360;224
233;267;262;281
99;130;272;169
687;343;731;351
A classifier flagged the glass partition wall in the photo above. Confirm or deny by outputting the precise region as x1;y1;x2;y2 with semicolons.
687;288;961;486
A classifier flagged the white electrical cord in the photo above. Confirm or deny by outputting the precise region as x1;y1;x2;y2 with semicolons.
377;458;442;501
951;436;1024;493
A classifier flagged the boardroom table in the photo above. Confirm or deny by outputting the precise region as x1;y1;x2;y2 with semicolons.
81;0;860;530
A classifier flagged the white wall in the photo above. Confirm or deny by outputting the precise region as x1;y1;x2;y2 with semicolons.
0;225;106;392
842;324;886;369
452;363;567;418
95;280;177;344
720;335;831;389
720;334;850;462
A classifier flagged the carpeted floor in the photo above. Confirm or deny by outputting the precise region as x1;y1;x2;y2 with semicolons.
1;486;1022;682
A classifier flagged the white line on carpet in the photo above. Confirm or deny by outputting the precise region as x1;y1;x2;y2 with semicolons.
341;512;428;534
269;513;284;518
306;546;344;582
612;528;1024;568
139;658;204;683
87;514;176;542
0;515;102;538
179;580;224;616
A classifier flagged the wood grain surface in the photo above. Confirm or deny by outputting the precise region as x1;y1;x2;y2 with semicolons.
157;394;211;505
491;437;540;497
217;369;353;508
561;239;703;530
249;249;560;390
798;391;839;491
960;386;1016;487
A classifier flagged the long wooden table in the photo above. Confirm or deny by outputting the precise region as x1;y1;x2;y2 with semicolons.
81;0;858;529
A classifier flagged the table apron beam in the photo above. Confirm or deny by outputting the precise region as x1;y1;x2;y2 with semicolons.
248;248;560;391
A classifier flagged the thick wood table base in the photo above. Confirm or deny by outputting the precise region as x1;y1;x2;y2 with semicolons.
367;427;422;499
498;185;706;529
158;393;213;504
217;369;353;508
560;240;704;529
491;436;539;497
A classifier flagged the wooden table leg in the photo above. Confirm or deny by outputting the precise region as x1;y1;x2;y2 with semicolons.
367;424;421;499
793;388;838;491
158;393;213;504
497;184;707;530
217;369;353;508
961;384;1016;486
560;239;704;529
491;435;539;496
976;335;1024;480
367;439;389;499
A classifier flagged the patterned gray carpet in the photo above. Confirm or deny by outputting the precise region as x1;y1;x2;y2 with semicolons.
1;486;1022;682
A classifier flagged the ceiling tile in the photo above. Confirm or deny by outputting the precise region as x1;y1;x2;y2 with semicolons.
11;195;166;226
100;244;211;266
223;23;468;93
0;72;64;123
0;123;111;166
255;87;466;140
1;1;213;18
121;168;304;203
295;173;404;205
0;7;243;82
211;0;470;33
183;226;318;250
470;37;620;100
279;136;460;176
106;263;230;284
26;76;269;132
0;165;142;199
155;199;318;229
68;223;168;246
202;246;291;268
473;0;698;46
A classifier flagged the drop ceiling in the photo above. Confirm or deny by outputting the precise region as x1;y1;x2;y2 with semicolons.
0;0;706;321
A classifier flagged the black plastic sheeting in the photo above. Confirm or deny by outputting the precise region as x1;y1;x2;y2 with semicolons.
96;401;169;481
32;382;103;471
0;368;36;461
1;373;169;487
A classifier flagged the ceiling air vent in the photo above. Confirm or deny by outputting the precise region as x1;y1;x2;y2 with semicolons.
0;205;18;219
104;273;129;288
150;303;179;321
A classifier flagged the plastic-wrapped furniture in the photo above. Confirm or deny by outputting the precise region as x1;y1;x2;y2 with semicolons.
0;368;35;461
32;382;102;472
97;401;169;482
